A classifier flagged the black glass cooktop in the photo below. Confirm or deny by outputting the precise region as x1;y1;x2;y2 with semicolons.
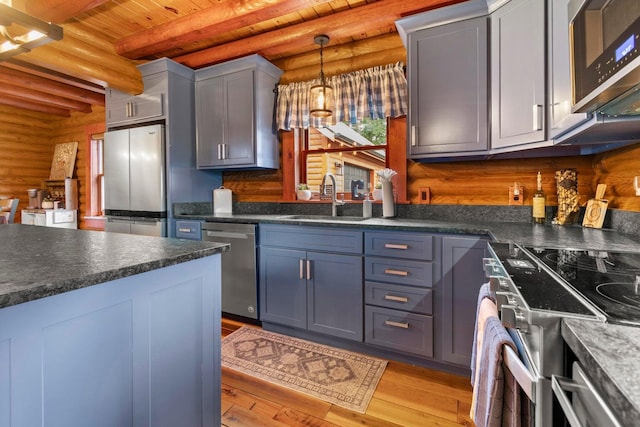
490;243;597;317
523;247;640;326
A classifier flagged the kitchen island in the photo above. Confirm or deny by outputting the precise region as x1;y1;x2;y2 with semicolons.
0;224;228;427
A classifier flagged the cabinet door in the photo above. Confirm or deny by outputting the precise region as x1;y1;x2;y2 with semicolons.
259;247;307;329
223;69;255;166
408;16;488;157
491;0;545;149
195;76;225;167
440;236;487;367
106;74;165;126
307;252;363;341
196;70;255;168
547;0;589;139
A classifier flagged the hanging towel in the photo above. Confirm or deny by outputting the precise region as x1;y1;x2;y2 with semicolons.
471;282;496;386
471;313;519;427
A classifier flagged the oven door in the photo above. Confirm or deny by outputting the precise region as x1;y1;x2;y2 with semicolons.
569;0;640;113
552;362;622;427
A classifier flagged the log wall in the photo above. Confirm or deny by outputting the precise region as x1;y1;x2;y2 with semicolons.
3;110;640;231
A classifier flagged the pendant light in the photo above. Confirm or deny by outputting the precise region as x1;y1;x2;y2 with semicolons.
0;3;63;61
309;35;334;119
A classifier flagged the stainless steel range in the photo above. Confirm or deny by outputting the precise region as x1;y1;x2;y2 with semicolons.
484;242;635;426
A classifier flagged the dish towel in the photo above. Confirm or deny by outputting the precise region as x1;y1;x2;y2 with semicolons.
471;282;496;386
470;306;520;427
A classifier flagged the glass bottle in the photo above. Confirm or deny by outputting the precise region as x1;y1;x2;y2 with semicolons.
532;171;546;224
362;193;372;218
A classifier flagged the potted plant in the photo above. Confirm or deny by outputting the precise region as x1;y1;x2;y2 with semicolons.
372;182;383;201
296;183;312;200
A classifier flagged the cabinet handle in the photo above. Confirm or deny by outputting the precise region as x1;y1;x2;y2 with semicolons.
385;320;409;329
306;259;311;280
125;102;131;117
222;143;228;160
217;144;222;160
533;104;543;131
384;294;409;303
384;268;408;276
299;259;304;280
411;125;417;146
384;243;408;250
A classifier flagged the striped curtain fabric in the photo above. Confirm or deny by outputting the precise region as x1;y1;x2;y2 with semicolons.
276;62;407;130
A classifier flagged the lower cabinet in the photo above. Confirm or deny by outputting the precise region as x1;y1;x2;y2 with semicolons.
258;224;490;371
259;225;363;341
364;231;438;358
440;236;488;367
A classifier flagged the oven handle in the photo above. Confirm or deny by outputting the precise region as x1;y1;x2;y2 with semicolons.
503;345;537;403
551;363;622;427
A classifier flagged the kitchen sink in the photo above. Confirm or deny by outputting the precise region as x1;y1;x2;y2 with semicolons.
280;215;370;222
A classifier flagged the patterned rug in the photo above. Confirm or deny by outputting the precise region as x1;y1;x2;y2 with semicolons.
221;326;387;413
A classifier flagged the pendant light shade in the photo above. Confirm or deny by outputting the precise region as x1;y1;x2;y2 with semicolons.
309;35;333;119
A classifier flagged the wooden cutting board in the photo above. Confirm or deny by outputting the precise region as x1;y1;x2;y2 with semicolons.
582;184;608;228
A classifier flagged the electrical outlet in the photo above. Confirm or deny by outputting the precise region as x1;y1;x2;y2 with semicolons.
418;187;430;204
509;185;524;205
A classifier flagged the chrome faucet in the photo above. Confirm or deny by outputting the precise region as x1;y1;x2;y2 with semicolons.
321;172;345;216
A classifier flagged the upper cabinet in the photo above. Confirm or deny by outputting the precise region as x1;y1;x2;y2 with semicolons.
490;0;546;150
397;0;489;160
195;55;283;170
106;75;165;127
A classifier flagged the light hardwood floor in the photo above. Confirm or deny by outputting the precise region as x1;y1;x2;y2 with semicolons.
221;318;475;427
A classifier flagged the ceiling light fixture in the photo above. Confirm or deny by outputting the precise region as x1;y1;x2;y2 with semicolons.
309;34;334;120
0;2;63;61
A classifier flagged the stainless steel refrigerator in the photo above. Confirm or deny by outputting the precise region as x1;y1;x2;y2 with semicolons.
104;124;167;237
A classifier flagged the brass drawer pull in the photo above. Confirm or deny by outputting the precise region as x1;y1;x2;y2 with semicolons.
384;268;408;276
384;243;408;250
385;320;409;329
384;294;408;303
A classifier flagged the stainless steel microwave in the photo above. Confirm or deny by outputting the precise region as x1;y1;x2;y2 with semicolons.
569;0;640;115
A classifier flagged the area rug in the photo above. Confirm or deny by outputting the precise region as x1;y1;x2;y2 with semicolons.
221;326;387;413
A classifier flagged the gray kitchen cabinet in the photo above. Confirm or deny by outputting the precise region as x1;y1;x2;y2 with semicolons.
490;0;547;150
195;55;282;170
105;59;222;238
106;73;165;127
259;225;363;341
547;0;589;139
364;231;438;358
398;4;489;159
440;235;488;367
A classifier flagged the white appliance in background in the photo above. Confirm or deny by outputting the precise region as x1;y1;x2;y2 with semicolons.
104;124;167;237
21;209;78;229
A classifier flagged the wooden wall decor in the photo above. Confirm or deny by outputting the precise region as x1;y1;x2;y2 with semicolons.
49;141;78;179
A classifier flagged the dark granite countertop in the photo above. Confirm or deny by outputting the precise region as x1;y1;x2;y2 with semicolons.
562;319;640;425
0;224;229;309
175;213;640;252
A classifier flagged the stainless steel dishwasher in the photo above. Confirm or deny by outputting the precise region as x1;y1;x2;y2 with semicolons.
201;222;258;320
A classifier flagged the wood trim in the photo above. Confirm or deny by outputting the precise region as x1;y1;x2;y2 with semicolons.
84;122;105;220
281;130;296;201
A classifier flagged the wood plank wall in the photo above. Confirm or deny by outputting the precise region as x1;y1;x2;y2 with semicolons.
2;109;640;230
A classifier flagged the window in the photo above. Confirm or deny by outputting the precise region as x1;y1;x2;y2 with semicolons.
89;134;104;216
302;119;387;198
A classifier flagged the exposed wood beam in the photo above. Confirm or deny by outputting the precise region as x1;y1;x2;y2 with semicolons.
0;65;104;106
115;0;335;60
173;0;461;69
3;60;105;94
0;94;70;117
0;82;92;113
20;0;111;24
279;48;406;83
17;41;143;94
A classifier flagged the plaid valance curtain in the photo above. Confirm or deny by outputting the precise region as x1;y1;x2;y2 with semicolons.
275;62;407;130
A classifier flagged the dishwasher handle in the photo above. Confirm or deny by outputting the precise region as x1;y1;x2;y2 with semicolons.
203;230;253;240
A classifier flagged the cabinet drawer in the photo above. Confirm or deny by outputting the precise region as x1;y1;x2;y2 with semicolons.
260;224;362;254
365;257;434;287
175;220;202;240
365;231;434;260
365;306;433;358
365;281;432;315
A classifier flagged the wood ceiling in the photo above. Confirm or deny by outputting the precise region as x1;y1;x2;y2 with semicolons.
0;0;463;117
